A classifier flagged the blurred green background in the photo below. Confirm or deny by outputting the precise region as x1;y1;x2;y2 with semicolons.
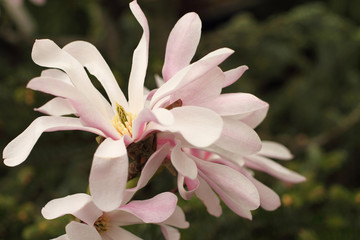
1;0;360;239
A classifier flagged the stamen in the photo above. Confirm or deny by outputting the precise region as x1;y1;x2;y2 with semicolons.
94;215;109;233
112;103;135;137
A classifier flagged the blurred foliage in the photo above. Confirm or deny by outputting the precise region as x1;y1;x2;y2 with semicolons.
0;0;359;239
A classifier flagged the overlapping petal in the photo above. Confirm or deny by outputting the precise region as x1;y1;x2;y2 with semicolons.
89;138;129;212
66;221;102;240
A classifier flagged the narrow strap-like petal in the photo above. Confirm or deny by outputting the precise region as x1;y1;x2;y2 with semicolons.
28;77;119;139
244;155;306;183
195;177;222;217
177;174;199;200
128;0;149;114
35;97;76;116
31;39;113;119
162;12;201;81
63;41;128;110
161;206;190;229
223;65;248;88
161;225;180;240
258;141;293;160
90;137;128;212
3;116;106;167
119;192;177;223
103;226;142;240
41;193;102;225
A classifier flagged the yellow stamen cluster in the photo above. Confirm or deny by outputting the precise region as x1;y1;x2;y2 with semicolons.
94;215;109;233
112;103;135;137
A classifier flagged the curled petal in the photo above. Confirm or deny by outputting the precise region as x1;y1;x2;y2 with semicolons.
3;116;105;167
177;174;199;200
162;12;201;81
244;155;306;183
90;138;128;212
40;69;72;85
35;97;76;116
223;65;248;87
66;221;101;240
171;143;198;179
119;192;177;223
41;193;102;226
258;141;293;160
162;206;190;229
128;0;149;114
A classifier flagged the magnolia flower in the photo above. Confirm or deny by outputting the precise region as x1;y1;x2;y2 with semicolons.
41;192;189;240
3;0;223;212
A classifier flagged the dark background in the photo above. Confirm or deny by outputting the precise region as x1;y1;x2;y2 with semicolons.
0;0;360;239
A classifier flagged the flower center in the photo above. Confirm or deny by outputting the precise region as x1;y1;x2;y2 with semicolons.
112;103;135;137
94;215;109;233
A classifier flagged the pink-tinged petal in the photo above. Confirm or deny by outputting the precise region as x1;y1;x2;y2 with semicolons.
31;39;113;119
27;77;119;139
41;193;102;226
3;116;106;167
240;103;269;129
128;0;149;114
151;48;234;108
258;141;293;160
194;158;260;211
162;12;201;81
171;144;198;179
35;97;76;116
90;138;128;212
250;176;281;211
169;67;224;106
155;74;165;88
152;106;223;147
63;41;128;110
107;211;143;226
119;192;177;223
177;174;199;200
161;225;180;240
161;206;189;229
198;93;268;119
65;221;101;240
103;226;141;240
244;155;306;183
223;65;248;88
40;69;73;85
195;177;222;217
214;118;261;156
123;143;170;204
132;108;174;141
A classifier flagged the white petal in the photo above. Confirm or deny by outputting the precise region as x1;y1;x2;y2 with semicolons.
41;193;102;226
103;226;141;240
171;143;198;179
128;1;149;114
162;12;201;81
65;221;101;240
161;225;180;240
214;118;262;156
161;206;189;229
177;174;198;200
223;65;248;87
31;39;113;119
258;141;293;160
3;116;106;167
35;97;76;116
63;41;128;110
244;155;306;183
195;177;222;217
90;138;128;212
40;69;72;85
